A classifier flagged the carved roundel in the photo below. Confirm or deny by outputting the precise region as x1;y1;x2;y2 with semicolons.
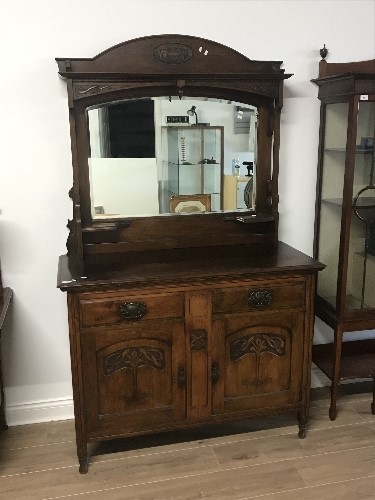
154;43;193;64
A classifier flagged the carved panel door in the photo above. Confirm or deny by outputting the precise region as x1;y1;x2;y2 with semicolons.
211;312;305;415
81;319;186;437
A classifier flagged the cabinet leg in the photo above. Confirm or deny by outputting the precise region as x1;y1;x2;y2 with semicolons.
297;411;307;439
0;361;8;430
0;402;8;430
329;326;343;421
79;456;88;474
76;437;88;474
329;405;337;421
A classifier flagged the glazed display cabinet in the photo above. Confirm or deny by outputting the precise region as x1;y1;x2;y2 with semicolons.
312;56;375;420
161;126;223;211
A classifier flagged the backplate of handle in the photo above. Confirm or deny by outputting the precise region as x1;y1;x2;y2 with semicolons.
211;361;220;384
119;301;147;321
178;367;186;387
248;290;272;308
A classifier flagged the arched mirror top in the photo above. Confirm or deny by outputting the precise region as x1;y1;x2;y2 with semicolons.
56;34;290;83
57;34;291;260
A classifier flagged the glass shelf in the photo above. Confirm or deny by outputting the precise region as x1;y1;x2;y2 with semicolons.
322;197;375;208
165;162;221;166
324;147;374;154
161;126;223;212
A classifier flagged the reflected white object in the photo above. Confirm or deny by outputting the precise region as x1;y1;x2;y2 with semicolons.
174;200;207;213
89;158;159;218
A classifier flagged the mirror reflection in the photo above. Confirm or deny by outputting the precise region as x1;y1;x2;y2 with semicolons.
87;97;257;218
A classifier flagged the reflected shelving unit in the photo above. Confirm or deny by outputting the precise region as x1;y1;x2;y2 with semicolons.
161;126;223;212
312;56;375;420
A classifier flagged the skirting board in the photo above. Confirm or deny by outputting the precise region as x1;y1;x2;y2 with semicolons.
6;397;74;427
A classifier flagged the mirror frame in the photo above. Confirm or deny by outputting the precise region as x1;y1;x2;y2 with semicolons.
56;34;291;261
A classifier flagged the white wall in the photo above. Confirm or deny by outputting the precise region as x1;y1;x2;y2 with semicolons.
0;0;374;425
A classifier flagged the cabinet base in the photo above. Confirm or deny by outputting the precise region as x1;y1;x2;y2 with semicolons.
77;413;308;473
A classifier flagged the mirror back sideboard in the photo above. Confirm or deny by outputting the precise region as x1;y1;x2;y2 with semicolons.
56;34;324;473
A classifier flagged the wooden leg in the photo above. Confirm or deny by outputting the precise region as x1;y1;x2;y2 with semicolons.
0;381;8;430
297;411;307;439
0;343;8;430
372;377;375;415
0;405;8;430
79;456;88;474
76;433;88;474
329;325;343;421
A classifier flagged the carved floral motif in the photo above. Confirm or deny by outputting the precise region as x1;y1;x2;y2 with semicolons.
231;333;285;361
153;43;193;64
230;333;286;387
104;346;165;403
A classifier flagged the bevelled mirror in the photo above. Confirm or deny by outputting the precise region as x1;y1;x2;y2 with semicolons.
56;34;291;263
87;97;257;218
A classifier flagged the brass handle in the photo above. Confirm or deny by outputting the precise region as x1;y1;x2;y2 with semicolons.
248;290;272;308
119;302;147;321
178;367;186;387
211;361;220;384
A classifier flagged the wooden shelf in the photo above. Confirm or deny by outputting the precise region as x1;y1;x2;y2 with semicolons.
312;339;375;381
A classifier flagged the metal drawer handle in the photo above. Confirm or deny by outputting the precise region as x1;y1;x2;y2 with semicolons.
248;290;273;308
119;302;147;321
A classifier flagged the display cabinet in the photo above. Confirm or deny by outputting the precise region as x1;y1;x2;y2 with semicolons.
312;54;375;420
162;126;223;211
56;34;323;473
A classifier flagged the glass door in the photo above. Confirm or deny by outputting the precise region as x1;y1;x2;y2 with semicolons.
317;102;349;308
347;101;375;310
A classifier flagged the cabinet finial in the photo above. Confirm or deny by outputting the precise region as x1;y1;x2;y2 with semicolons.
320;44;328;60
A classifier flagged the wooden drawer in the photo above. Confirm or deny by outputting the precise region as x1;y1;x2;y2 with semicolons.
212;281;305;314
79;292;184;327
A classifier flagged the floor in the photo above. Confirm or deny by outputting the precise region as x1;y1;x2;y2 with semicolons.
0;383;374;500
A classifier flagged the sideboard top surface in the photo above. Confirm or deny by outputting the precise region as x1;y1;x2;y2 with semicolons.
57;242;324;292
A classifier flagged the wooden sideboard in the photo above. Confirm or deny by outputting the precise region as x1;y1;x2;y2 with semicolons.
58;242;322;473
56;34;323;472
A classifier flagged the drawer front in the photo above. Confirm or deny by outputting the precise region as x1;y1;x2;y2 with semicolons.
79;292;184;327
212;281;305;314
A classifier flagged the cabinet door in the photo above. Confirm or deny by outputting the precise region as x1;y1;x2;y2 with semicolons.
81;319;186;437
211;312;305;415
